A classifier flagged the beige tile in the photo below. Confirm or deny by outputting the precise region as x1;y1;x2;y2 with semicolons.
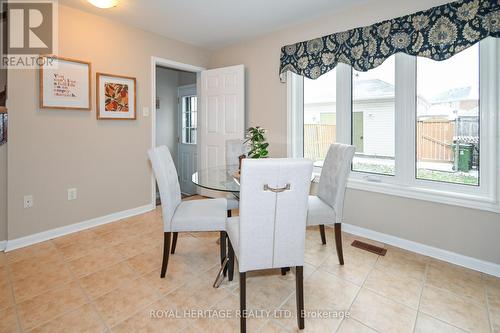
8;257;64;282
0;269;14;311
113;232;161;259
68;246;123;277
141;259;200;296
51;230;97;249
414;312;468;333
6;242;57;264
56;241;95;261
112;299;189;333
188;294;268;333
426;261;486;304
0;306;20;333
243;269;295;311
11;261;74;301
350;288;416;333
17;281;87;330
485;273;500;313
29;304;106;333
161;271;233;310
375;249;427;282
419;285;490;333
0;252;5;267
257;321;289;333
319;245;378;286
78;262;139;299
304;230;334;267
491;309;500;333
126;246;163;275
94;277;159;327
337;318;377;333
364;268;423;309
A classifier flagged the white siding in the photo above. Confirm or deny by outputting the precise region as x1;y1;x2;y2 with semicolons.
354;100;395;157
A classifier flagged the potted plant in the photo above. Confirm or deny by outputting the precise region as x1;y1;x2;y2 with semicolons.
244;126;269;158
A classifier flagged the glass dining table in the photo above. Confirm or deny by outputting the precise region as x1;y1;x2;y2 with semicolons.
191;165;241;195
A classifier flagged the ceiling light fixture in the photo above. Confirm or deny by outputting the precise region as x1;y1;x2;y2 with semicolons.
87;0;119;9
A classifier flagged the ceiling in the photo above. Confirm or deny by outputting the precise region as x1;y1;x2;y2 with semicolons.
60;0;369;49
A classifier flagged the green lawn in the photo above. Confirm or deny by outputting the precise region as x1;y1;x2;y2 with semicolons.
352;162;479;185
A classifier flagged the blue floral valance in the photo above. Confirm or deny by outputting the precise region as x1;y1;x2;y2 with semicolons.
279;0;499;81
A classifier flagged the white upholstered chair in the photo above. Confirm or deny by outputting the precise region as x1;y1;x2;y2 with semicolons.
225;139;245;213
148;146;228;277
307;143;355;265
226;158;313;332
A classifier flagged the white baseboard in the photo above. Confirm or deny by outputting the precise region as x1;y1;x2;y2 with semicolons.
0;240;5;252
343;223;500;278
5;204;155;252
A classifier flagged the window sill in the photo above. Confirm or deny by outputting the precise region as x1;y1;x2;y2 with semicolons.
345;178;500;214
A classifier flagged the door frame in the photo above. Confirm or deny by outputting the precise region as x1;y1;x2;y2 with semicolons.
150;56;205;206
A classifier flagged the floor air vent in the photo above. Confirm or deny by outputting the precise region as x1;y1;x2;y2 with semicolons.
351;240;387;256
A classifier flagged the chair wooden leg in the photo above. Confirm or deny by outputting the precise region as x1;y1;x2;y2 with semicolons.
170;232;178;254
281;267;291;275
319;224;326;245
228;239;235;281
227;209;232;217
240;272;247;333
334;223;344;265
296;266;304;329
160;232;171;278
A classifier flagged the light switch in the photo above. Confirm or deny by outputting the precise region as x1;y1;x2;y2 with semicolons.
68;188;77;201
142;106;149;117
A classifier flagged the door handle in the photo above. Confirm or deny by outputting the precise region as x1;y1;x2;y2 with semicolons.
263;184;291;193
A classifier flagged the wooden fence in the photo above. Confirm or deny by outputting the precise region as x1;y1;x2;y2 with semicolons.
304;120;461;163
304;124;336;161
416;120;454;162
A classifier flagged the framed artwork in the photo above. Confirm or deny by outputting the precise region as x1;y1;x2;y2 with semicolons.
96;73;136;120
39;56;91;110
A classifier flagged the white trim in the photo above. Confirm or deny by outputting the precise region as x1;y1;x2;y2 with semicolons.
342;222;500;277
0;240;6;252
5;204;155;252
150;56;206;206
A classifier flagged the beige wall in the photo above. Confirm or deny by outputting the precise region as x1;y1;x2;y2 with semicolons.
0;144;6;241
209;0;500;264
7;5;210;239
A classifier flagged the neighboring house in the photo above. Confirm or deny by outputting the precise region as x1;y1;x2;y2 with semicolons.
305;79;477;160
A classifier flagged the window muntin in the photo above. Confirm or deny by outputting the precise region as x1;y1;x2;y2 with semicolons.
352;56;395;176
181;95;197;144
303;68;336;165
416;45;480;186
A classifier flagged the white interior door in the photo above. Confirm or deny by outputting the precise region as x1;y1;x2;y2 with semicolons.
178;85;198;195
199;65;245;196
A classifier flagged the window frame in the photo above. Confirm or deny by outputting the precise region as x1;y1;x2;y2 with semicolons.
287;38;499;213
180;95;198;145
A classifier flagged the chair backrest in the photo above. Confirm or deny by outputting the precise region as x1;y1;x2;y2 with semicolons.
317;143;355;222
148;146;182;231
226;139;245;168
238;158;313;272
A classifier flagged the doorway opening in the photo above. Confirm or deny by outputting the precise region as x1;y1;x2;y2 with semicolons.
155;66;197;198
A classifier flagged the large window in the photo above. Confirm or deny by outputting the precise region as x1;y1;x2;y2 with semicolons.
416;45;480;186
352;56;395;175
290;38;498;212
304;68;336;165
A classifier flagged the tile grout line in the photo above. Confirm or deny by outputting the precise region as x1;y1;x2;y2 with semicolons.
335;253;380;333
411;261;429;333
483;274;494;333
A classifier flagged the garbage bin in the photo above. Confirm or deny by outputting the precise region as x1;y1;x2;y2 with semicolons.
452;143;474;172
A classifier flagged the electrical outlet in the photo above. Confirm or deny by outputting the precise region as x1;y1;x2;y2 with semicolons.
67;188;77;201
142;106;149;117
24;195;34;208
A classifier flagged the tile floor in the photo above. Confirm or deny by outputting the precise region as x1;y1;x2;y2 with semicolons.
0;202;499;332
